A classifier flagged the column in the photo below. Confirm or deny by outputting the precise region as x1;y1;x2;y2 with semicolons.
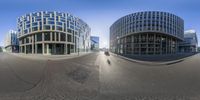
154;33;156;55
42;32;44;54
59;32;61;41
35;34;37;54
131;35;134;55
42;32;44;41
65;34;68;54
176;39;178;54
160;35;162;55
20;46;22;53
170;37;172;54
139;34;141;55
124;37;126;55
25;45;26;54
35;44;37;54
146;33;148;54
47;44;49;55
54;32;56;41
50;32;52;41
42;43;45;54
32;35;34;54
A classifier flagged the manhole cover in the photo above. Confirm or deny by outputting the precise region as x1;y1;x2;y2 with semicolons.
68;67;90;84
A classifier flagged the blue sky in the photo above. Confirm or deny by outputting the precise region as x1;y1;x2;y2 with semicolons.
0;0;200;48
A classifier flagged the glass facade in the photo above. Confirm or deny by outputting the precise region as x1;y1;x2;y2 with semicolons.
4;30;19;53
110;11;184;55
17;11;91;55
90;36;99;50
179;30;198;53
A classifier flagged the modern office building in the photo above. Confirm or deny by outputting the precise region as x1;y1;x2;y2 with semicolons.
4;30;19;53
110;11;184;56
179;30;198;53
17;11;91;55
90;36;99;50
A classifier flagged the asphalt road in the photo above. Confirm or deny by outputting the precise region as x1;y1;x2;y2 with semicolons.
0;52;200;100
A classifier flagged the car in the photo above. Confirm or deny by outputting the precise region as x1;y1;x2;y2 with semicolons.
104;51;110;56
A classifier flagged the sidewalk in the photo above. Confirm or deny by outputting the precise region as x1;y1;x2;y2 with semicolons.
110;52;197;66
7;52;92;61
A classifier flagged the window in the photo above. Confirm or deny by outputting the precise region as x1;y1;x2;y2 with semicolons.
52;32;55;41
26;37;29;43
56;22;62;25
56;26;62;31
32;22;38;26
67;34;72;42
37;33;42;41
43;25;50;30
67;29;72;33
26;24;30;28
48;21;55;24
24;29;28;34
22;39;24;44
48;18;54;21
44;33;50;41
32;27;38;31
52;25;55;30
60;33;66;41
56;32;59;41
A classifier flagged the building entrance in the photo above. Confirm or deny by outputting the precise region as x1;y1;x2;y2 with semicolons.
44;43;65;55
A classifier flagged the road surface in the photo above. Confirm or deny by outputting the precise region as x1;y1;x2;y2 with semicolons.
0;52;200;100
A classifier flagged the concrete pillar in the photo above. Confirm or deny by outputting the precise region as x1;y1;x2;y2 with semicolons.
170;37;172;54
35;34;37;54
50;32;52;41
166;37;168;54
20;46;21;53
65;33;68;54
42;32;44;41
54;32;57;41
35;44;37;54
139;34;141;55
54;44;56;54
146;33;148;54
131;35;134;55
32;35;34;54
42;43;45;55
25;45;26;54
160;35;162;55
47;44;49;55
176;39;178;53
59;32;61;41
124;37;126;55
154;33;156;55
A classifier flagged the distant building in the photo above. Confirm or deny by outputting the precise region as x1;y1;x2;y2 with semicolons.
179;30;198;53
4;30;19;53
90;36;99;50
0;46;2;52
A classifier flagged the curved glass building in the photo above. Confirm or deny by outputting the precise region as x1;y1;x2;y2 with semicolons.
18;11;90;55
110;11;184;55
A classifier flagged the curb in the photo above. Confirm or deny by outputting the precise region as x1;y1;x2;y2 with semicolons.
110;53;194;66
6;52;93;61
